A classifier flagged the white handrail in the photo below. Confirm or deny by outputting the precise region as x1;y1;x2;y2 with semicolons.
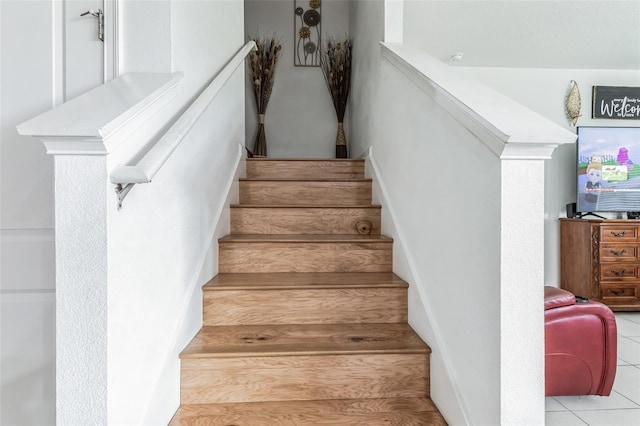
110;41;257;208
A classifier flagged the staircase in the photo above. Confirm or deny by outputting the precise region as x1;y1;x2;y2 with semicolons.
170;158;447;425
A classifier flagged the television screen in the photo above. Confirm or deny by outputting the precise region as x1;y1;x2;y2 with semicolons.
577;126;640;213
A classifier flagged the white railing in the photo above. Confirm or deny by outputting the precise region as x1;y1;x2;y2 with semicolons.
110;41;257;208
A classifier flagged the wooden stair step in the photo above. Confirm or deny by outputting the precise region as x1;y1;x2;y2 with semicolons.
246;158;365;180
239;179;372;206
179;324;430;404
204;272;408;290
218;234;393;273
203;273;408;325
180;323;429;358
230;204;381;235
170;398;448;425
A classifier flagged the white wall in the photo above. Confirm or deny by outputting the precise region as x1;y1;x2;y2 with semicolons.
108;1;245;424
0;1;56;424
350;2;501;425
119;0;172;74
244;0;350;158
456;68;640;287
400;0;640;71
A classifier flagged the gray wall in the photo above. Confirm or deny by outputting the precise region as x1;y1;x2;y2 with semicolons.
245;0;350;158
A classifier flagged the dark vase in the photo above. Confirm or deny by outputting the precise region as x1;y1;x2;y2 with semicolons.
253;115;267;157
336;122;347;158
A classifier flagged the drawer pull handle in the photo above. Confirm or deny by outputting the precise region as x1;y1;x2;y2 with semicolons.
611;289;627;296
611;230;627;237
610;249;628;256
611;268;626;276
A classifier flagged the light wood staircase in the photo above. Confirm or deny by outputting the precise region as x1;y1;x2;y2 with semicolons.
170;159;447;425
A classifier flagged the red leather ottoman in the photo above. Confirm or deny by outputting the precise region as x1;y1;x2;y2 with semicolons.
545;286;617;396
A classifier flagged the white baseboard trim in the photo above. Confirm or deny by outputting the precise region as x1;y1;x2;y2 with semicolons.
365;147;471;425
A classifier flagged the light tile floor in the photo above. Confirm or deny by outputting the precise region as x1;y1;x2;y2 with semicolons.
546;312;640;426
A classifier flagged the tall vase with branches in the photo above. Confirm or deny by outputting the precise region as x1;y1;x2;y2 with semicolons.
320;36;352;158
249;37;282;157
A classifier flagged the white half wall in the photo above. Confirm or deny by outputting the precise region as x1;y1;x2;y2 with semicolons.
244;0;350;158
350;2;501;424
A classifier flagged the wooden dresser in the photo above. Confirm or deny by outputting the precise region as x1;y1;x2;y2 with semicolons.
560;218;640;311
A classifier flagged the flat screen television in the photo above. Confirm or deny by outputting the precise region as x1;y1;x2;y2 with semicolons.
577;126;640;214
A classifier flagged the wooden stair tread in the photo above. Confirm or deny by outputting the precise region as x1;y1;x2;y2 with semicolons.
180;323;430;358
219;234;393;243
247;158;365;162
170;398;447;425
231;204;382;209
204;272;408;290
240;178;372;182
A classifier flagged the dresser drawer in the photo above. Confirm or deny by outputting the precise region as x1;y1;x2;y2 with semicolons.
600;264;640;281
600;244;640;262
601;225;640;242
601;284;640;305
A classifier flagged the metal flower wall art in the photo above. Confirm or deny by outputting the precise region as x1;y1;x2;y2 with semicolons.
294;0;321;67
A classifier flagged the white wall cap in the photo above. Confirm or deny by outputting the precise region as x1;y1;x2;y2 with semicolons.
381;42;577;159
17;72;183;153
41;137;110;156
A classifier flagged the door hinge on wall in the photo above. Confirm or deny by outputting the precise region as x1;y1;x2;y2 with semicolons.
80;9;104;42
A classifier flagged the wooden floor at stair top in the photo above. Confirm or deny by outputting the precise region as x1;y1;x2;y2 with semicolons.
170;397;448;425
180;323;430;358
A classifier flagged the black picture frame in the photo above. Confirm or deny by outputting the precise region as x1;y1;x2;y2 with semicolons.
592;86;640;120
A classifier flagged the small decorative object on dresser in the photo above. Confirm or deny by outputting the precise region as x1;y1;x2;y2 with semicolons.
320;36;352;158
560;218;640;311
248;36;282;157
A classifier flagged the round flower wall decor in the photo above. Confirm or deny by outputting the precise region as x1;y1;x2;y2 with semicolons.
303;9;320;26
304;42;316;54
299;27;311;39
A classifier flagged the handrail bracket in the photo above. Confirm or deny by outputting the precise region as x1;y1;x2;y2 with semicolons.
115;183;135;210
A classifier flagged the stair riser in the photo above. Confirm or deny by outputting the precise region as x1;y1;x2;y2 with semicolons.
230;207;381;235
180;354;429;404
218;242;392;273
239;181;372;206
247;160;364;180
204;288;408;326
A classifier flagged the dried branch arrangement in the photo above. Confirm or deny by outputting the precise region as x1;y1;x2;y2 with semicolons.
249;37;282;157
320;36;352;158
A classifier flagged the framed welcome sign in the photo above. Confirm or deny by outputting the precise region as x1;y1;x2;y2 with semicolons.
592;86;640;120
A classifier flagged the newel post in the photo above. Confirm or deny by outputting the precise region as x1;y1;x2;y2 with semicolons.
47;144;110;424
16;73;181;423
499;144;557;426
